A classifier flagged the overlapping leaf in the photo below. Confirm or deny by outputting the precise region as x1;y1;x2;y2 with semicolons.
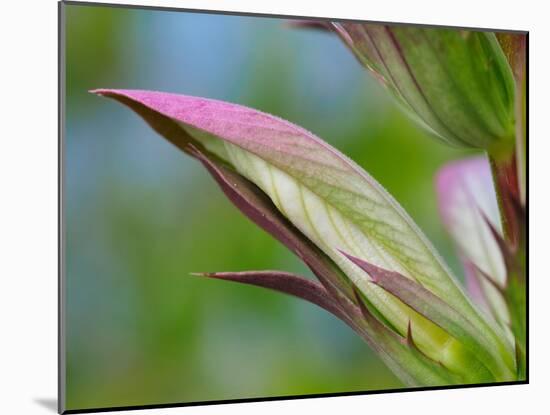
343;253;498;382
187;147;472;386
352;288;465;386
93;89;515;380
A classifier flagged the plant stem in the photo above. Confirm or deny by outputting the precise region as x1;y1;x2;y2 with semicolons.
489;154;519;246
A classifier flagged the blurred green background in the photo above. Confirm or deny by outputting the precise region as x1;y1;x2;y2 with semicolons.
63;3;476;411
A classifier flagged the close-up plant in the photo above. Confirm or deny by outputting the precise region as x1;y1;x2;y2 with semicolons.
93;21;526;388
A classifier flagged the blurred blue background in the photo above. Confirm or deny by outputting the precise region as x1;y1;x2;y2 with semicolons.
64;3;474;411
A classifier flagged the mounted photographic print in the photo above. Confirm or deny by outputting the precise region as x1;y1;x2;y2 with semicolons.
59;1;528;413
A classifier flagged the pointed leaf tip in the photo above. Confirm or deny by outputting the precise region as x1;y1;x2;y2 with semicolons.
89;88;113;96
469;263;505;295
286;20;332;31
478;208;517;273
189;272;211;277
339;250;393;284
184;145;355;302
203;270;353;325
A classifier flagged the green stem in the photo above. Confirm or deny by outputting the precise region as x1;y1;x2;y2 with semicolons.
515;70;527;206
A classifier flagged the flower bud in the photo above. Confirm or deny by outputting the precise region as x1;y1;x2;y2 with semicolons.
332;23;516;155
93;89;517;385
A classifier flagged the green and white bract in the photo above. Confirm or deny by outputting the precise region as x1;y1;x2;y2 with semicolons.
92;88;521;386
